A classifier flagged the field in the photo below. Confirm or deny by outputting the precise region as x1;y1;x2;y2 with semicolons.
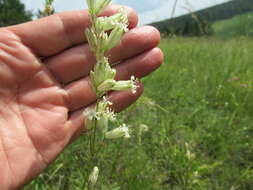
24;15;253;190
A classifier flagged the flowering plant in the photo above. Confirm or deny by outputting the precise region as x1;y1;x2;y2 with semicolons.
41;0;137;188
41;0;54;17
84;0;138;188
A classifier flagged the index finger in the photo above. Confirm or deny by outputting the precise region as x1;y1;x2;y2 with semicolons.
6;5;138;57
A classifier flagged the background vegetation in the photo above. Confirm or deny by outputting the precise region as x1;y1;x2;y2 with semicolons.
151;0;253;36
0;0;32;27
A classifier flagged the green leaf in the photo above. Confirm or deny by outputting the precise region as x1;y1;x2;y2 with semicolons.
94;0;111;15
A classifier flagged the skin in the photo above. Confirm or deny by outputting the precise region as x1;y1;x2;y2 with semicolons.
0;5;163;190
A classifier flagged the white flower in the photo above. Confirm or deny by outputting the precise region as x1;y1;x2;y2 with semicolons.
83;108;98;130
105;107;116;121
111;76;138;94
96;11;128;32
83;108;97;121
130;76;138;94
103;96;113;106
105;124;131;139
92;97;116;133
88;166;99;188
139;124;149;132
97;97;112;112
185;142;195;160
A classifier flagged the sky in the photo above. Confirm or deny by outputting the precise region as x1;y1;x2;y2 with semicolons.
20;0;230;25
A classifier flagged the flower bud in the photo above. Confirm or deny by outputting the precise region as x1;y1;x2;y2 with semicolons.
111;80;131;91
97;115;109;134
45;5;54;14
105;124;130;139
139;124;149;132
91;59;116;88
85;28;97;52
96;11;128;32
86;0;95;14
88;166;99;188
104;25;125;52
97;97;113;113
97;79;116;96
111;76;138;94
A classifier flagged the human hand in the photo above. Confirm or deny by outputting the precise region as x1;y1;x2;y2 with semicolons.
0;5;163;190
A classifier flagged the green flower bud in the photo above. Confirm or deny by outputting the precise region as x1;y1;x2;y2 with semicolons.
111;76;137;94
97;115;108;134
112;80;131;91
85;28;97;52
86;0;95;14
105;124;130;139
105;25;124;52
97;79;116;96
88;166;99;188
85;118;94;130
91;59;116;88
100;32;110;52
96;11;128;32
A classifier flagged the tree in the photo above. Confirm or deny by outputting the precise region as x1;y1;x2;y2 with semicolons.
0;0;32;27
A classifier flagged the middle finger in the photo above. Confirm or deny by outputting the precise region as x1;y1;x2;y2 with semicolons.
44;26;160;84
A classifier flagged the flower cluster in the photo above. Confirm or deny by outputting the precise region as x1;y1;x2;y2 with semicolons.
41;0;54;17
86;7;137;98
84;0;138;140
84;0;138;189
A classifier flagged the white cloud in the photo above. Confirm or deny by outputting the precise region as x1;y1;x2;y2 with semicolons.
113;0;167;12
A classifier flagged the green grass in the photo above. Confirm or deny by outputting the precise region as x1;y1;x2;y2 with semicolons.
213;12;253;38
23;37;253;190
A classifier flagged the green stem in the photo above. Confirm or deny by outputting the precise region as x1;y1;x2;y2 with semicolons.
154;103;170;114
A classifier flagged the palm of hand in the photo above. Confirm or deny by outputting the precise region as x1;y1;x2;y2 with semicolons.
0;30;70;189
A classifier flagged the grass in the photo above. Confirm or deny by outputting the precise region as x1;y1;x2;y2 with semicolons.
23;36;253;190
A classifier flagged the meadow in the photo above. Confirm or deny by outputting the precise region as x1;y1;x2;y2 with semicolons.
24;15;253;190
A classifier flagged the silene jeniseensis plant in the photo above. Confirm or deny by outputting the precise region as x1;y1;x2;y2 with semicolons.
41;0;54;17
84;0;138;189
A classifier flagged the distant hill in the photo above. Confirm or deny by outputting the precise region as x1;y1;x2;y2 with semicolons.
150;0;253;36
213;11;253;38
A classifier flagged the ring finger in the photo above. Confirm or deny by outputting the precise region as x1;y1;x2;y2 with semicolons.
64;47;163;111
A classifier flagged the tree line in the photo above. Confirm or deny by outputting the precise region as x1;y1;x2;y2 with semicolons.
0;0;32;27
